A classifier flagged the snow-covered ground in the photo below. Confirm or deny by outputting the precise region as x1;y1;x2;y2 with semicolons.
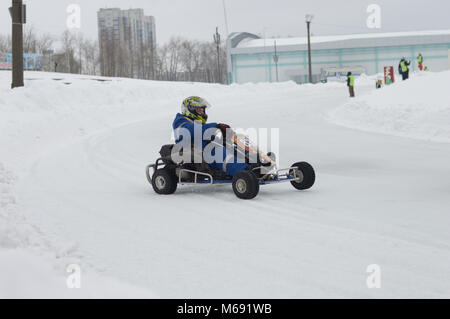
329;71;450;143
1;70;450;298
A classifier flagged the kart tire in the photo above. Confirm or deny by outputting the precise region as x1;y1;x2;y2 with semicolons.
290;162;316;190
232;171;260;200
152;168;178;195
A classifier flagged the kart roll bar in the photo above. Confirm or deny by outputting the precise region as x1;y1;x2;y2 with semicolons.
146;157;166;184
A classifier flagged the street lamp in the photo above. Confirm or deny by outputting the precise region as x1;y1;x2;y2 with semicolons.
273;40;279;82
9;0;26;88
213;27;221;83
305;14;314;84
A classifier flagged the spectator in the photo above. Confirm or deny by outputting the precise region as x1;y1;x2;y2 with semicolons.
399;57;411;80
417;53;424;71
347;72;355;97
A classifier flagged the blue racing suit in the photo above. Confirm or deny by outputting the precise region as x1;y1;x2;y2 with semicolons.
172;113;248;177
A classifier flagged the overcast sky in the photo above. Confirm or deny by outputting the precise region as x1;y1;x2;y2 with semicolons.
1;0;450;45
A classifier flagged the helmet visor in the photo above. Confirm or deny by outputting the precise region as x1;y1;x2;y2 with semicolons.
195;106;207;115
189;97;211;110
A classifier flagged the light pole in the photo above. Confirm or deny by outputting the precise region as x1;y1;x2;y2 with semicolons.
305;14;314;84
9;0;26;88
273;40;279;82
222;0;229;38
213;27;221;83
263;27;268;82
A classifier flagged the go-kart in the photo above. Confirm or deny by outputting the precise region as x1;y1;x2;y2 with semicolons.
146;129;315;200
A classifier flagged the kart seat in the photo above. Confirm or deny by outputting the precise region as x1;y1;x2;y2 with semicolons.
159;144;174;158
159;144;205;167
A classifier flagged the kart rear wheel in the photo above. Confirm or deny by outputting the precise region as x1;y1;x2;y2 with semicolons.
152;168;178;195
290;162;316;190
232;171;260;200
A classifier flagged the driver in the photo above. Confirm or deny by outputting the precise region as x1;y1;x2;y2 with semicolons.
173;96;248;176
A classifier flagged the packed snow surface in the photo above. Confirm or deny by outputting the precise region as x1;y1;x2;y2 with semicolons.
1;71;450;298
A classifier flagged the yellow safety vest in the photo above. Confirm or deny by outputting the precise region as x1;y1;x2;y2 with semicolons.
401;61;408;73
348;75;355;87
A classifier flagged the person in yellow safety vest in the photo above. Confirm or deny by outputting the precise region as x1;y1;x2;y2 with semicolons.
347;72;355;98
399;57;411;81
417;53;424;71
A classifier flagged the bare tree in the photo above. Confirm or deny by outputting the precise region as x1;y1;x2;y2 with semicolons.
23;26;37;53
166;37;182;81
0;34;12;52
140;42;155;80
179;39;202;81
82;38;100;75
60;30;80;74
36;34;54;54
151;36;227;83
21;26;54;54
54;31;101;76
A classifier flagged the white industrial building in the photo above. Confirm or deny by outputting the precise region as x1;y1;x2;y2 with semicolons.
226;30;450;84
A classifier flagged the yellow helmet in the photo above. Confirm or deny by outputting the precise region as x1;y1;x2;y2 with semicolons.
181;96;211;124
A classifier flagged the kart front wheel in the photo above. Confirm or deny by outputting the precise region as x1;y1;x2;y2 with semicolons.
290;162;316;190
152;169;178;195
232;171;260;200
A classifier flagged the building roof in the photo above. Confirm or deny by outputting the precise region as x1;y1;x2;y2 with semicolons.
230;30;450;53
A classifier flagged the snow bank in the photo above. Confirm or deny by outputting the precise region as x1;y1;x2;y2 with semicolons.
328;71;450;143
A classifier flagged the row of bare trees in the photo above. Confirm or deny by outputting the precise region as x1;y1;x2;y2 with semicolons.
155;37;227;83
0;26;54;54
0;27;99;75
56;30;99;75
1;27;227;84
99;36;227;83
0;34;11;52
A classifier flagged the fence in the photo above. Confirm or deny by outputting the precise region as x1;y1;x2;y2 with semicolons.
0;52;44;70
